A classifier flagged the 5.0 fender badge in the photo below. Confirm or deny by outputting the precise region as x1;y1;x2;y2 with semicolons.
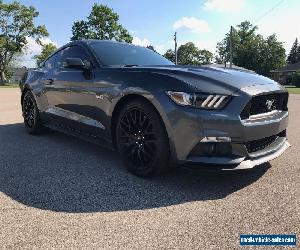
96;95;104;100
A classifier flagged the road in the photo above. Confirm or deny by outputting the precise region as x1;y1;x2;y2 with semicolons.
0;88;299;249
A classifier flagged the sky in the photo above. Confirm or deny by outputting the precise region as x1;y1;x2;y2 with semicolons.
7;0;300;68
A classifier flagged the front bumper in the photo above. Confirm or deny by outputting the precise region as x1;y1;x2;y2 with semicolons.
162;91;290;169
185;138;290;170
233;140;290;169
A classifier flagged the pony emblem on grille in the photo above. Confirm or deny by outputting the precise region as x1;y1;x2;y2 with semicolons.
266;99;275;110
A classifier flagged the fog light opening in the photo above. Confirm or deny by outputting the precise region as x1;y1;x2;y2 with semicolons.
189;137;232;157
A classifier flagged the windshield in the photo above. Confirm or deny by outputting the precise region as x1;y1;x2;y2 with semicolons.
89;42;174;67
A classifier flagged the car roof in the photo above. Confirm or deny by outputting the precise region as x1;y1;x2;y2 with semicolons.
65;39;132;47
41;40;140;67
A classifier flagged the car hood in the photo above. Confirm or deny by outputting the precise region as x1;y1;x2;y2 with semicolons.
135;65;282;94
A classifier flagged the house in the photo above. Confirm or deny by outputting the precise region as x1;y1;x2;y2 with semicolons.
10;67;28;83
271;62;300;84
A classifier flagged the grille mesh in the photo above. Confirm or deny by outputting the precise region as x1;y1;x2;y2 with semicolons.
241;92;288;119
246;135;278;153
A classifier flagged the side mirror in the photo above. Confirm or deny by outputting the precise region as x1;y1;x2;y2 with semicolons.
64;58;85;69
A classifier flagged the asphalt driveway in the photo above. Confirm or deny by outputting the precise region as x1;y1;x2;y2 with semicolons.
0;88;299;249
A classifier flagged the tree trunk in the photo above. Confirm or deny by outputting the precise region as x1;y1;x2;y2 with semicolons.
0;71;6;85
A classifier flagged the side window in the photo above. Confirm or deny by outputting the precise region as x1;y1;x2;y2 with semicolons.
55;46;91;68
55;50;64;69
44;54;57;70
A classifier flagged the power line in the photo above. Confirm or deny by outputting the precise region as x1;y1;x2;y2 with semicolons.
253;0;286;24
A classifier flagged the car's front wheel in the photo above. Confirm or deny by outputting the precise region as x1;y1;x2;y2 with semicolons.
22;91;46;134
116;99;170;177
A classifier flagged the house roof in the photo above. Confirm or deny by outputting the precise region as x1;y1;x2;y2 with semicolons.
12;67;28;76
271;62;300;72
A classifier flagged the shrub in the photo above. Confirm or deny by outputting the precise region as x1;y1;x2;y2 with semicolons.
286;76;293;84
292;70;300;87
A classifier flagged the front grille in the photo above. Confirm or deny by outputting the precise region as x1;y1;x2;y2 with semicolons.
240;92;288;119
246;134;278;153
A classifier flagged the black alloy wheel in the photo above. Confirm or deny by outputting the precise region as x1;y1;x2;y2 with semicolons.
116;100;170;177
22;91;46;134
23;93;35;128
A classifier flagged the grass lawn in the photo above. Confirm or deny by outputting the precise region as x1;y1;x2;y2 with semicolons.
0;83;19;88
284;85;300;94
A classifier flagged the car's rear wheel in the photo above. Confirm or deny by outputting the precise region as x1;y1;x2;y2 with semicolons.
116;100;170;177
22;91;46;134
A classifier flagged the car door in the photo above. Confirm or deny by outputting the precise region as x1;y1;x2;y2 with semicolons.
44;45;105;137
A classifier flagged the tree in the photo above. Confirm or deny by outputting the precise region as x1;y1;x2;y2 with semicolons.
146;45;156;52
177;42;213;65
258;34;286;76
216;20;286;76
4;67;13;81
216;26;239;66
198;49;214;65
33;43;57;66
164;43;213;65
287;38;298;64
0;1;48;84
297;45;300;63
177;42;200;65
164;49;175;63
71;4;132;43
3;53;23;82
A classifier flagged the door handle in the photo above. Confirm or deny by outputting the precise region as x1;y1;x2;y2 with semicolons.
45;78;54;85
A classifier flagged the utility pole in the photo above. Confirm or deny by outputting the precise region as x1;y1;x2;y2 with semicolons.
229;26;233;68
174;32;178;65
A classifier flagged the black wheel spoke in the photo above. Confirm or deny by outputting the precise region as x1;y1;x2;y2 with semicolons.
137;149;144;166
141;147;152;161
120;121;131;133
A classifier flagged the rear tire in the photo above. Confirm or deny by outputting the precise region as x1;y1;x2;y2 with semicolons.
116;99;170;177
22;91;47;134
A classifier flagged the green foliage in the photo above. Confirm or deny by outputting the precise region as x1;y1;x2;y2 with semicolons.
33;43;57;66
292;70;300;87
164;49;175;63
164;42;213;65
71;4;132;43
177;42;198;65
3;67;13;82
287;38;300;64
197;49;214;65
0;1;48;84
146;45;156;52
297;45;300;63
216;21;286;76
177;42;213;65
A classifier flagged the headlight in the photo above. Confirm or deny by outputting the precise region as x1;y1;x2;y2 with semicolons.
166;91;230;109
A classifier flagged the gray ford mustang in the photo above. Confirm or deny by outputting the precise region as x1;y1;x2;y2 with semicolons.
20;40;290;177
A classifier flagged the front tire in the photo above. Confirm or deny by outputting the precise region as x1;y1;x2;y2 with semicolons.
116;100;170;177
22;91;46;134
